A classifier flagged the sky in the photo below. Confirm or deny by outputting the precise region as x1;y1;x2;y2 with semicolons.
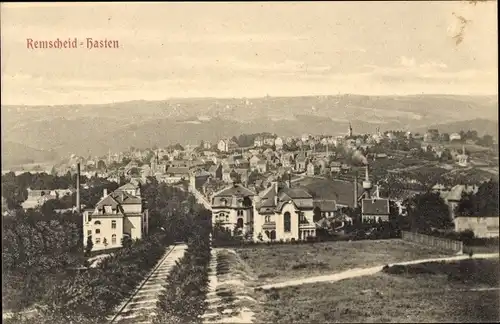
1;1;497;105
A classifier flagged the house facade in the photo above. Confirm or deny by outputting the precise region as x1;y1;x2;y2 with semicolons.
454;216;499;238
83;183;149;252
217;139;238;152
361;198;390;222
211;184;256;234
253;183;316;242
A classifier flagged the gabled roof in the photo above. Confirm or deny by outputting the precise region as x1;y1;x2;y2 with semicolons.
166;166;190;174
313;199;337;211
213;183;256;198
280;187;312;199
117;182;139;191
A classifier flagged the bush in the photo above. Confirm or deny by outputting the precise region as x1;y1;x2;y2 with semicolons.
155;225;211;324
42;233;171;321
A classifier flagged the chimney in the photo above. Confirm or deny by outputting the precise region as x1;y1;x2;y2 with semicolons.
103;188;108;197
76;163;81;213
354;174;358;207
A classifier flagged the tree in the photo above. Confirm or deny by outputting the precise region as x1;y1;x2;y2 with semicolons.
440;133;450;142
85;236;93;256
477;134;494;147
407;192;452;233
121;236;133;249
97;160;107;170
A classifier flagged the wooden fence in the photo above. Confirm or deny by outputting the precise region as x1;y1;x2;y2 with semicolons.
402;231;463;254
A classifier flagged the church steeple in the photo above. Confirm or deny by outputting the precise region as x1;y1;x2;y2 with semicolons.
348;122;353;137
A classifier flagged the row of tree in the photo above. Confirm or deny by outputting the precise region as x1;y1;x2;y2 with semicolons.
154;222;211;323
455;180;499;217
1;171;87;209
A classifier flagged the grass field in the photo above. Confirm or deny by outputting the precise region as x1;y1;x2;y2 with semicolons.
255;258;500;323
235;240;451;284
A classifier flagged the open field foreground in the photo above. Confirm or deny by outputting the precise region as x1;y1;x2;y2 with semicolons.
254;258;500;323
235;239;452;284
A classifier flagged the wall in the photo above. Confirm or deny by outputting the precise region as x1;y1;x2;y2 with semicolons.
124;215;143;240
275;202;300;241
454;217;499;238
86;216;124;251
122;204;142;214
402;231;463;253
362;214;389;222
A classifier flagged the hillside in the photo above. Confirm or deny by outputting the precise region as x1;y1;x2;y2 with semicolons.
1;94;497;161
1;141;58;167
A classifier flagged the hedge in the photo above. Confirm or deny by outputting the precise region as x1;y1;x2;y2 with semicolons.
39;233;172;321
154;225;211;324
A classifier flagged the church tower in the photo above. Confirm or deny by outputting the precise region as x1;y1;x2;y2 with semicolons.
348;122;353;138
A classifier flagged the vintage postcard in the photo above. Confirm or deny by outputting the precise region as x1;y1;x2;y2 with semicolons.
1;2;498;323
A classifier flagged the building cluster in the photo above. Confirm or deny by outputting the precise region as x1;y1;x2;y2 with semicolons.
7;123;497;249
208;163;390;242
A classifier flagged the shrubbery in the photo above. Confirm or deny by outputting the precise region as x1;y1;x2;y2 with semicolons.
154;225;211;324
40;233;172;322
427;229;499;247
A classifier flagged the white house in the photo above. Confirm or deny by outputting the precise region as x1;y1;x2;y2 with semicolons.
82;183;148;252
253;182;316;241
449;133;461;141
218;139;238;152
211;181;317;242
274;137;284;150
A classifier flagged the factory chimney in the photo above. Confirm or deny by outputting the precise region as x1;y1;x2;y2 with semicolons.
76;163;81;213
362;164;372;199
353;173;359;207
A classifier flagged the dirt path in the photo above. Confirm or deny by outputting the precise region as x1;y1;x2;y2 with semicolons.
258;253;499;290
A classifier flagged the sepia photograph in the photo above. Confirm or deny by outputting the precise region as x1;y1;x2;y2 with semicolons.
1;1;499;323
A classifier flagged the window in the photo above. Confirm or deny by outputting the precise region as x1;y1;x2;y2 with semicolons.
96;229;101;234
94;221;101;225
237;210;243;216
111;220;117;229
95;238;101;244
112;234;117;245
87;230;92;236
236;218;244;228
265;215;271;223
270;230;276;240
284;212;291;232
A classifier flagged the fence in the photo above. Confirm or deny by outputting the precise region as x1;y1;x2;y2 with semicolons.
402;231;463;254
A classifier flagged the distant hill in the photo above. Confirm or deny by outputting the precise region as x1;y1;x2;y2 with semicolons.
1;94;497;162
1;141;58;167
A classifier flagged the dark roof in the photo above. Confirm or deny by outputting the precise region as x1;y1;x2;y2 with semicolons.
213;184;256;198
361;199;390;215
166;166;190;174
313;199;337;211
281;187;312;199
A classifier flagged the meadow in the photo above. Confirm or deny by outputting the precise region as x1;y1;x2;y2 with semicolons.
254;258;500;323
235;239;451;284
